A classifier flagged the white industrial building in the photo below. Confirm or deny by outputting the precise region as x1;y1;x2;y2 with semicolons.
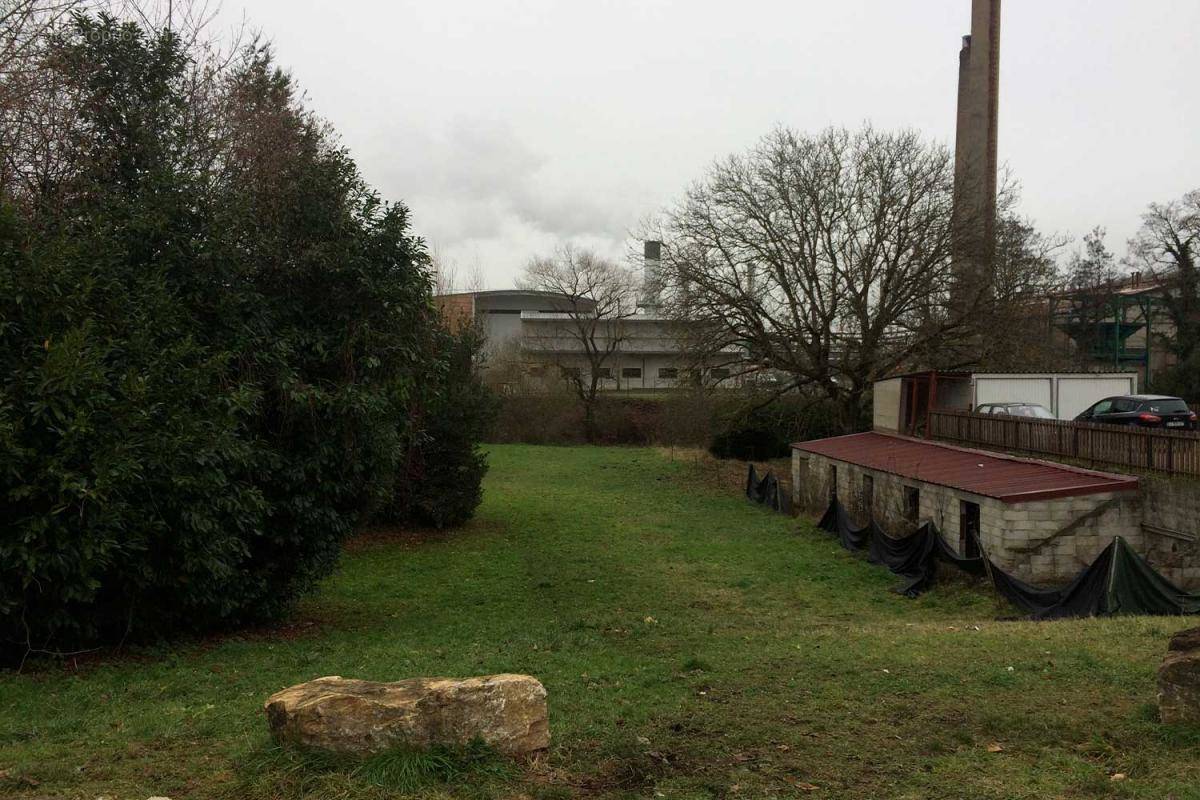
435;288;741;390
435;242;747;391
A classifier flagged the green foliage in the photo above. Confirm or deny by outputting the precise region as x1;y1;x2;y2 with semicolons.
1;14;486;656
379;324;498;529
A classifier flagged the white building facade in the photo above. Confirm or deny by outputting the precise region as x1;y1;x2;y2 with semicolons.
435;289;744;391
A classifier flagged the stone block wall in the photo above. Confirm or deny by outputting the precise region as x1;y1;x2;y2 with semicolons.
987;492;1142;584
1135;475;1200;590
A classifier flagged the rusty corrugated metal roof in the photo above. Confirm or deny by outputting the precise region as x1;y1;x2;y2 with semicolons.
793;432;1138;503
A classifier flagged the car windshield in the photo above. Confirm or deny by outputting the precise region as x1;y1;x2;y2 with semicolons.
1024;405;1055;419
1140;399;1189;414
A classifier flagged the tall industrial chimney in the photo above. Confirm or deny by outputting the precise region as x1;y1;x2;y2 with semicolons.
952;0;1001;292
640;240;663;313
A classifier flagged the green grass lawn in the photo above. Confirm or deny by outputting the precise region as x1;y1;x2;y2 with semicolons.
2;445;1198;799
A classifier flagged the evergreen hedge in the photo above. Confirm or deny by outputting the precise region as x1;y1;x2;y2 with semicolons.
0;15;491;658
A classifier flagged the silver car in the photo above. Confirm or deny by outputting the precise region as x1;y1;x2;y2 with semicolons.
975;402;1056;420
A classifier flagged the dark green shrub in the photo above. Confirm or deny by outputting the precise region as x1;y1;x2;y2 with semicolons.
0;204;271;646
709;423;790;461
0;16;452;656
380;325;498;529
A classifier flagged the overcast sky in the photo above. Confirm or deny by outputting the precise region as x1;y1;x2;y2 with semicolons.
216;0;1198;289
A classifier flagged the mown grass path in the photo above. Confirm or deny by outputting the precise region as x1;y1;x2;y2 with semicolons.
2;446;1198;799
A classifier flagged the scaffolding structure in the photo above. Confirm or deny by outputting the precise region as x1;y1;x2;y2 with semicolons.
1049;287;1165;381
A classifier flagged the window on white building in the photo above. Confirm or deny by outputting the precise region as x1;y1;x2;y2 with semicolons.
710;368;731;380
659;367;679;379
595;367;613;379
622;367;642;379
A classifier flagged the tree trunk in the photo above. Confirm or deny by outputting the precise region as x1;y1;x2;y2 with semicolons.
583;396;598;444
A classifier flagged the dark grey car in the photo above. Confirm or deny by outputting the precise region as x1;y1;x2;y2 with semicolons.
1075;395;1197;430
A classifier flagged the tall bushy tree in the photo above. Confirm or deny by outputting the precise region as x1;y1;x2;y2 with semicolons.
0;12;475;658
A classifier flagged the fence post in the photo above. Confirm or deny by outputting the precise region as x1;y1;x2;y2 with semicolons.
1168;435;1174;472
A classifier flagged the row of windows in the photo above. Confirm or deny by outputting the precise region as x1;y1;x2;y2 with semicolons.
556;367;731;381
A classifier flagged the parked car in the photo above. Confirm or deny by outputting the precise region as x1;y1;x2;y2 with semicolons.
975;402;1056;419
1074;395;1198;430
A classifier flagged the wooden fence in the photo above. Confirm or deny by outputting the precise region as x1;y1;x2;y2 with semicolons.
928;410;1200;476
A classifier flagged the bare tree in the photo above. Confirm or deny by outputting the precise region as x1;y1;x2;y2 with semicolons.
1;0;241;206
1129;190;1200;366
520;245;639;441
961;213;1070;371
428;244;460;296
1;0;87;202
465;255;487;293
653;125;993;422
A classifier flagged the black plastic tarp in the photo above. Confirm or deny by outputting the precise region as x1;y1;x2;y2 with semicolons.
817;496;985;597
745;465;791;514
815;494;1200;619
988;536;1200;619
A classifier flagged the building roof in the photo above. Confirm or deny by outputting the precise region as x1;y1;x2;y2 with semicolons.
793;432;1138;503
882;369;1139;381
435;289;567;300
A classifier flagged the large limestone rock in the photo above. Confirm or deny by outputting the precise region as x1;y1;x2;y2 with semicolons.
1159;627;1200;725
264;674;549;754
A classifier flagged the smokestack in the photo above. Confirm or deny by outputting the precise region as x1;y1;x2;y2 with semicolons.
640;240;663;313
952;0;1001;295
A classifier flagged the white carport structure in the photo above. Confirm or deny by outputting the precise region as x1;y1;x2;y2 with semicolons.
874;370;1139;435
